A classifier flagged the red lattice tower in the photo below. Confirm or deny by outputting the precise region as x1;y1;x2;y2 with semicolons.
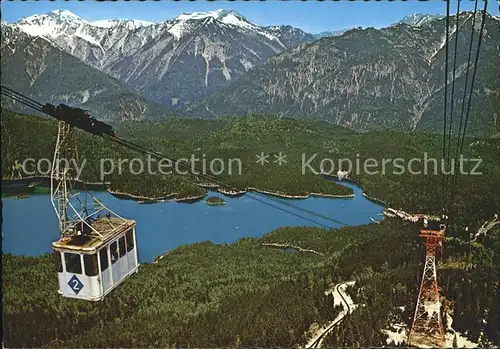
408;229;446;348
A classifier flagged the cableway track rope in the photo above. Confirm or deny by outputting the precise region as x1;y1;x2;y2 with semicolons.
441;0;488;226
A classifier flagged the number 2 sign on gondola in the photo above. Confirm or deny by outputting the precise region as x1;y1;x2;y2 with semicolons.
68;275;84;295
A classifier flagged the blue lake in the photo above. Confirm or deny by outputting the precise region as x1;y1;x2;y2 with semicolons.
2;181;384;263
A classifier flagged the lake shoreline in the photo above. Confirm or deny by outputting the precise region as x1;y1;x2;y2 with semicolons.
175;193;208;203
196;182;355;200
107;189;179;202
2;176;110;191
247;187;354;199
3;176;378;204
106;182;356;203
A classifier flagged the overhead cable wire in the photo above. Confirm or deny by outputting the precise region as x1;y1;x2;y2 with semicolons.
447;0;488;226
1;90;44;112
448;0;480;223
456;0;488;159
441;0;451;218
445;0;461;176
2;86;45;109
444;0;462;220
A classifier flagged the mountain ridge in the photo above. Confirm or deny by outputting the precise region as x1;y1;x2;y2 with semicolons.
188;12;499;136
3;9;498;134
4;9;318;107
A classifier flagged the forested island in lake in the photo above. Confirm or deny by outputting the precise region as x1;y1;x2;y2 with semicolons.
205;196;226;205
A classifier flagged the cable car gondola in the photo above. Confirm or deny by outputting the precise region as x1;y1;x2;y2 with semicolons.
49;110;137;301
52;217;138;300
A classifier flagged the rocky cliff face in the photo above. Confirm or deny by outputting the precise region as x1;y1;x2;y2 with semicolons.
190;13;499;136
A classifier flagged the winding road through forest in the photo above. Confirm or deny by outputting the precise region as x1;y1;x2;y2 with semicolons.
307;281;356;348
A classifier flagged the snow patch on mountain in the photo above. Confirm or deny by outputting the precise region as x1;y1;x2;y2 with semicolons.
91;19;155;30
167;19;196;40
15;10;85;37
175;9;254;28
175;10;224;21
47;10;84;22
168;9;280;43
217;10;257;31
240;58;254;71
398;13;443;27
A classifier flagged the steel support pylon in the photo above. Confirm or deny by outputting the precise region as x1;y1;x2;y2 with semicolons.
408;229;445;348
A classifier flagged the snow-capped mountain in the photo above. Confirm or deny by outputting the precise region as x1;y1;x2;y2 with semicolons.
14;10;88;37
5;9;314;107
174;9;272;37
0;24;172;121
10;10;163;70
397;13;443;27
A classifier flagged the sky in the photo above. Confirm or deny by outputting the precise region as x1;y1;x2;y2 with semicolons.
1;0;499;33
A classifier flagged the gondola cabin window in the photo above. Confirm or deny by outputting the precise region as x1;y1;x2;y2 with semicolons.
55;252;63;272
65;253;82;274
84;254;99;277
99;248;109;271
110;241;119;264
119;236;126;258
126;229;135;252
